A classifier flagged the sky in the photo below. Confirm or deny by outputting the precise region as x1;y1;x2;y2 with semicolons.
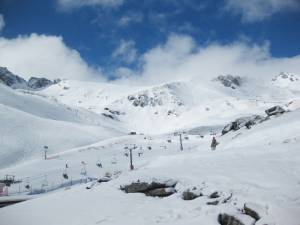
0;0;300;83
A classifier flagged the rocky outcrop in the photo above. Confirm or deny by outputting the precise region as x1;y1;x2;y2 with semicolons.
182;189;203;200
222;115;267;135
218;213;255;225
145;187;176;197
0;67;27;89
120;179;177;197
265;106;286;117
0;67;59;90
243;203;264;221
216;75;242;89
27;77;59;89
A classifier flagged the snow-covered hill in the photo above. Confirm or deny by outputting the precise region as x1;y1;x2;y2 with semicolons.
0;69;300;225
0;107;299;225
0;84;125;168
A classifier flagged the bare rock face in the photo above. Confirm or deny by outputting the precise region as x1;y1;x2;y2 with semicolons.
0;67;27;89
27;77;56;89
0;67;59;90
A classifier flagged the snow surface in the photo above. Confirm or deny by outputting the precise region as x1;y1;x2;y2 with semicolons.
0;73;300;225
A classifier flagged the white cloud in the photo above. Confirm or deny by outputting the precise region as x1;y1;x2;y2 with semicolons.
0;14;5;32
118;13;143;27
115;34;300;86
224;0;300;22
0;33;104;81
112;39;138;64
57;0;123;11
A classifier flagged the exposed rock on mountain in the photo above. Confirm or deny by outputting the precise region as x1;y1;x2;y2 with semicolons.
0;67;59;90
222;115;267;135
0;67;27;89
28;77;60;89
216;75;242;89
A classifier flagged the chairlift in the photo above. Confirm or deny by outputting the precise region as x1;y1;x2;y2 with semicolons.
80;168;87;176
62;173;69;179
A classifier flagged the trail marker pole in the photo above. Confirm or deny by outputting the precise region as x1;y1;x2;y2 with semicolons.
179;133;183;151
44;146;48;160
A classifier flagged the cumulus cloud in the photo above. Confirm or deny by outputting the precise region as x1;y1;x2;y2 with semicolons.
224;0;300;22
115;34;300;85
57;0;123;11
0;14;5;32
112;39;138;64
0;33;104;81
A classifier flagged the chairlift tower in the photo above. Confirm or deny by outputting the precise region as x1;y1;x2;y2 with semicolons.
174;132;184;151
127;144;137;170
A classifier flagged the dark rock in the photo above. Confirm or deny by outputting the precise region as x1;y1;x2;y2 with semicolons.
0;67;27;89
102;113;115;120
209;191;220;199
145;187;176;197
243;203;261;221
121;182;150;193
121;180;177;197
207;200;219;205
182;190;202;200
216;75;242;89
97;177;111;183
28;77;54;89
0;67;59;90
265;106;286;117
218;213;245;225
222;115;267;135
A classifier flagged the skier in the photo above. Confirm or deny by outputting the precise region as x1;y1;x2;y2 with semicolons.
211;137;219;150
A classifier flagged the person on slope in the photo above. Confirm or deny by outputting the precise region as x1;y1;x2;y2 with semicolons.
211;137;219;150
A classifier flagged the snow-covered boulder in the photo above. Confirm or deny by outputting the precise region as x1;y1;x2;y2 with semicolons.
265;106;286;117
121;179;177;197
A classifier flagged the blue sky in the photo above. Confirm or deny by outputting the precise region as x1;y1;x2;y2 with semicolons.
0;0;300;81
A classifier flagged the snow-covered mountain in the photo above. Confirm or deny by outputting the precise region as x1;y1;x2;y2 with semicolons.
0;68;300;225
0;67;59;90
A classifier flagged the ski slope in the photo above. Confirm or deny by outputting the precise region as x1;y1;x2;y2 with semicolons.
0;84;125;169
0;108;299;225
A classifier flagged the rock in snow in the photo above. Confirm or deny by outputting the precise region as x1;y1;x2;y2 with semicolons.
121;179;177;197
